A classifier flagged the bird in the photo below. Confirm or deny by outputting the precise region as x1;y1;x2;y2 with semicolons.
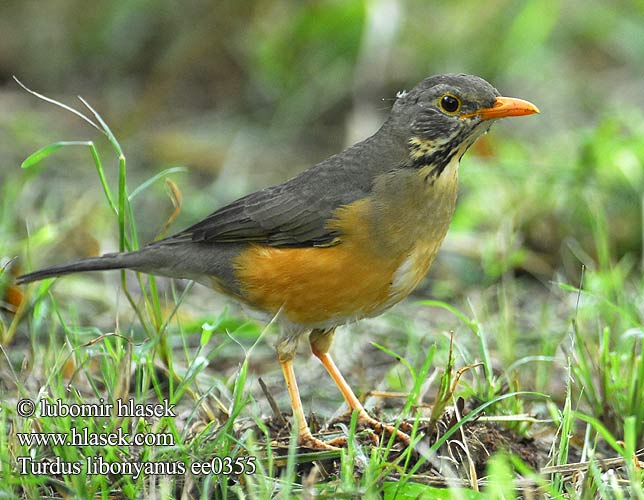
16;73;539;449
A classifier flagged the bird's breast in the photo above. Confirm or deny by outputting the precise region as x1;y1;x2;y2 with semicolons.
386;240;442;306
232;236;402;329
232;163;459;329
364;158;461;310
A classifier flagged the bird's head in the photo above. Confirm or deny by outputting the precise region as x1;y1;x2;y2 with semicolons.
389;73;539;173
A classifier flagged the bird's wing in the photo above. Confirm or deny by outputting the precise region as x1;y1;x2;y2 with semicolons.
158;127;408;248
161;161;371;248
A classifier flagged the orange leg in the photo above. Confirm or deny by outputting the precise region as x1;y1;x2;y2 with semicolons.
310;328;411;446
314;349;366;413
279;357;340;450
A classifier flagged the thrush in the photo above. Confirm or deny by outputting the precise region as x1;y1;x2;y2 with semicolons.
17;73;538;449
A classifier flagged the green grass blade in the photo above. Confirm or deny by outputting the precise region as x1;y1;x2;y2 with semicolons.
86;141;118;216
383;481;484;499
429;391;547;453
117;153;127;252
129;166;187;201
77;95;123;156
573;412;626;456
13;76;101;133
21;141;92;169
417;300;475;330
371;341;415;375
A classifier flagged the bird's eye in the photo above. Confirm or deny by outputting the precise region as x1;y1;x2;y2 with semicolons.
439;94;461;114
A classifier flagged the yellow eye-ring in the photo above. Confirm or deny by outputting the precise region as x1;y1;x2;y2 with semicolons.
439;93;461;114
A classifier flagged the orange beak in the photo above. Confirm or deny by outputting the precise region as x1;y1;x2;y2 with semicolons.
462;96;540;120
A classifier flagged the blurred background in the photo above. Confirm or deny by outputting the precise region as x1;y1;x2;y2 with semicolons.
1;0;644;406
2;0;643;271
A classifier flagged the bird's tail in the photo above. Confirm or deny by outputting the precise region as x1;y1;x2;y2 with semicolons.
15;243;239;288
16;251;143;285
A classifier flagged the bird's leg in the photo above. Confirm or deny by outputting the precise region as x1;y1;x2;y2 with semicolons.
276;337;339;450
309;328;410;446
309;328;365;411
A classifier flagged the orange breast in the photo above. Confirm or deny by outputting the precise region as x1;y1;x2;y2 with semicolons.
232;198;407;327
231;166;456;329
233;240;402;327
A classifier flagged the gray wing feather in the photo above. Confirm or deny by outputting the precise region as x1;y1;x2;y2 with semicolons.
159;123;406;248
163;164;365;248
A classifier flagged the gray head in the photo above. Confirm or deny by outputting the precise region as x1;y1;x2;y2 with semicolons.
387;74;538;169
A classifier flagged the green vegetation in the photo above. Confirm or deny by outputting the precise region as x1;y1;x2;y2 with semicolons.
1;0;643;498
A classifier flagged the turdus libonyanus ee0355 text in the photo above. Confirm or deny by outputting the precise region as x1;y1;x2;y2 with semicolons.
17;73;539;449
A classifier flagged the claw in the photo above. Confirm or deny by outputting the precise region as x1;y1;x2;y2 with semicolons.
298;431;342;450
356;411;411;446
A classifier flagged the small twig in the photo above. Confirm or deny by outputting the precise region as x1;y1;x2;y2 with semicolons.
363;390;410;399
450;362;483;395
475;414;553;424
258;377;288;427
157;179;182;237
541;450;644;475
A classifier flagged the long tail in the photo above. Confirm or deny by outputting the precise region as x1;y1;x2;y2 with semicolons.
16;243;239;287
16;252;142;285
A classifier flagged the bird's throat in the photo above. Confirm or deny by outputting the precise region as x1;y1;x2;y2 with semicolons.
406;122;487;179
407;136;463;178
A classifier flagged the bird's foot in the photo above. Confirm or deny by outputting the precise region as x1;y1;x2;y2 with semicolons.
356;411;411;446
298;431;343;451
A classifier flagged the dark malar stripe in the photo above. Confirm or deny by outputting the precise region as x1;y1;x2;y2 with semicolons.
407;135;463;178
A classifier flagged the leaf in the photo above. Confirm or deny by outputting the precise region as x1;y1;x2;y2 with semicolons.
200;321;215;348
383;481;485;500
21;141;92;169
417;300;477;332
128;166;186;200
157;178;182;238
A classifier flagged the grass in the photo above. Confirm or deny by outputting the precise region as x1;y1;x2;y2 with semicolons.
1;85;644;499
